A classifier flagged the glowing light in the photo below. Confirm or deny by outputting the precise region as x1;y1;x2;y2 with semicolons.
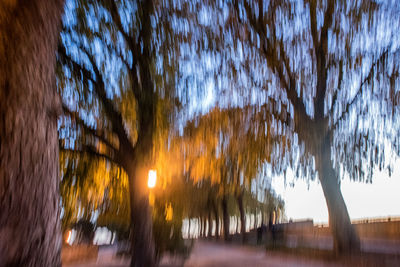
66;230;72;244
148;170;157;188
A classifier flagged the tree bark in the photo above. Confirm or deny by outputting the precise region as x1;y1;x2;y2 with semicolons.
222;195;231;242
237;193;247;243
0;1;64;265
316;136;360;254
126;162;156;267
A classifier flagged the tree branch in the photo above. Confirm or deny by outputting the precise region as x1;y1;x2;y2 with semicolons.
91;31;131;69
78;46;134;151
62;102;117;151
333;50;389;129
106;0;136;53
60;143;116;164
236;0;310;127
309;0;319;51
58;44;94;82
331;59;343;109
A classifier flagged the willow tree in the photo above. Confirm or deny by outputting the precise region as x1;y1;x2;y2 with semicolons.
184;105;288;242
227;0;400;253
57;0;181;265
0;1;65;265
59;152;130;236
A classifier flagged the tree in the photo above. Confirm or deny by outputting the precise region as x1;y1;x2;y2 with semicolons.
0;1;65;265
183;106;287;242
57;0;181;265
59;152;130;236
228;0;400;253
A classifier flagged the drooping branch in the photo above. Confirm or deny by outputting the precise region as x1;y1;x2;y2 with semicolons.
106;0;142;101
78;46;134;152
106;0;136;54
62;102;118;152
331;59;344;109
91;31;131;69
60;40;135;157
58;44;94;82
319;0;335;46
60;141;116;164
332;49;389;129
309;0;319;51
234;0;310;127
313;0;334;118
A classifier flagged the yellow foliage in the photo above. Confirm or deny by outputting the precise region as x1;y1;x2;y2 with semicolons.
165;202;173;221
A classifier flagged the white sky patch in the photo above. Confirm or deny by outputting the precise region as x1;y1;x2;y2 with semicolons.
272;161;400;224
341;164;400;220
272;174;329;224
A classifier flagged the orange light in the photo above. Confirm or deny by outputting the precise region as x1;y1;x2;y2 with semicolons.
66;230;72;244
148;170;157;188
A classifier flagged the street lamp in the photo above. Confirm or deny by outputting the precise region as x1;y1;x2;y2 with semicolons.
148;169;157;189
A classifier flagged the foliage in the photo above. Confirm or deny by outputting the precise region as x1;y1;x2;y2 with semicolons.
60;151;130;234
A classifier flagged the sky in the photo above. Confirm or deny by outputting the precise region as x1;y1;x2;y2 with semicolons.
272;161;400;224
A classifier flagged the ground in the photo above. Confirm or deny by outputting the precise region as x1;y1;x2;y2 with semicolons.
64;238;400;267
64;241;343;267
184;241;339;267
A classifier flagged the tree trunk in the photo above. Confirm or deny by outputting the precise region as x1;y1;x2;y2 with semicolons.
237;193;247;243
236;216;240;234
208;210;212;238
0;1;64;265
222;195;231;242
212;201;219;239
317;137;360;254
202;216;207;238
200;218;203;238
198;217;201;238
188;217;191;239
110;231;115;245
254;209;258;229
126;163;156;267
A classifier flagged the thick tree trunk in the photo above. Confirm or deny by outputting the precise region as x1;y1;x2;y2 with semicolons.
0;1;64;265
126;162;156;267
237;193;247;243
127;0;157;264
212;202;219;239
317;137;360;254
221;195;231;242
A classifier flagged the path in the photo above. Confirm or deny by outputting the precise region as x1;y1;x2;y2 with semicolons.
184;241;338;267
64;240;400;266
